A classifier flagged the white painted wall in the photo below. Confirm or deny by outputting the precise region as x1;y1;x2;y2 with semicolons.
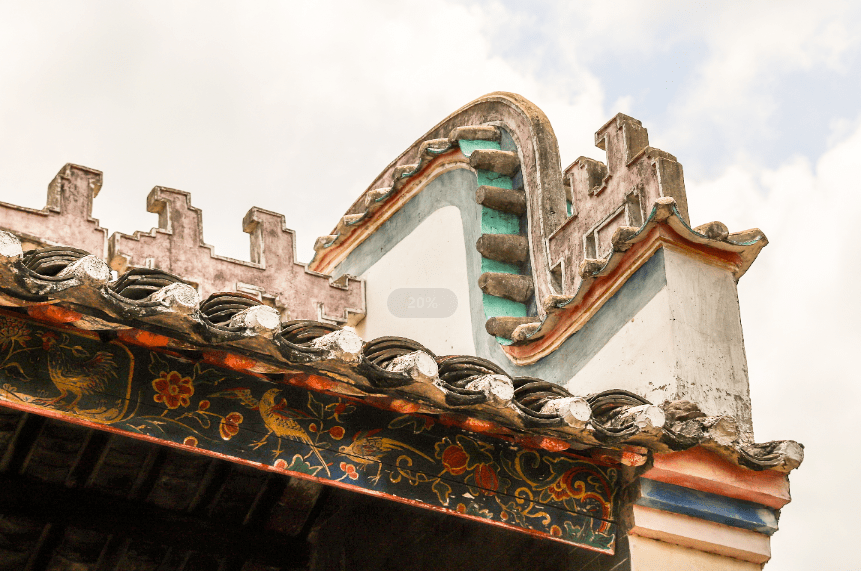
566;288;676;403
627;536;762;571
566;247;753;437
354;206;476;356
666;248;752;435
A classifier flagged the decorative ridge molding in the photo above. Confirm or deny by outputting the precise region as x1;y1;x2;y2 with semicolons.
309;92;566;316
0;165;365;325
0;230;801;475
108;186;365;324
502;197;767;364
0;163;108;258
305;95;767;359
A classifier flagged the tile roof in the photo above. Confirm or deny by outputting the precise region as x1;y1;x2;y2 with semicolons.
0;230;802;474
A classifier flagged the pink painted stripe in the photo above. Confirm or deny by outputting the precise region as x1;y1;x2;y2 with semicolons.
644;447;790;509
628;504;771;564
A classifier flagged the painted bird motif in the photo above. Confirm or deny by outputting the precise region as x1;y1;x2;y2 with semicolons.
247;388;331;476
38;332;117;410
339;430;434;484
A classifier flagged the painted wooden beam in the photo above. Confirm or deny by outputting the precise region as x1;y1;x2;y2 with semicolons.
476;234;529;264
469;149;520;177
635;479;778;535
0;311;618;553
475;186;527;215
644;447;791;509
478;272;534;303
628;504;771;564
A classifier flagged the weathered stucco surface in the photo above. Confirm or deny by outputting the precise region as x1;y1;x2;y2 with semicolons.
108;187;364;323
0;164;107;256
0;165;365;324
354;205;476;355
548;113;687;296
566;247;753;438
626;535;762;571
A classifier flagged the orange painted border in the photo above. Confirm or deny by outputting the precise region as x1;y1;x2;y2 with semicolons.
310;150;468;274
503;224;744;365
644;447;790;509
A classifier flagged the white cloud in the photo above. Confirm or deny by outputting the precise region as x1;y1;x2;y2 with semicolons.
0;0;606;261
1;2;859;569
687;116;861;570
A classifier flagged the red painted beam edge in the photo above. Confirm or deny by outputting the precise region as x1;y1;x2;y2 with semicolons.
644;448;790;510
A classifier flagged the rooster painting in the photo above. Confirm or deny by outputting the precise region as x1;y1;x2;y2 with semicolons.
37;332;118;410
211;387;331;476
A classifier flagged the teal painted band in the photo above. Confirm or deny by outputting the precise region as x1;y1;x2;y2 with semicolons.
481;206;519;235
459;139;501;157
481;258;519;275
637;479;778;535
476;170;513;189
483;293;527;319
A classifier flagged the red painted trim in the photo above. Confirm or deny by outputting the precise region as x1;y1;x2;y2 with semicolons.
27;304;83;324
0;395;614;554
310;149;464;274
644;447;790;509
504;225;744;363
117;328;171;348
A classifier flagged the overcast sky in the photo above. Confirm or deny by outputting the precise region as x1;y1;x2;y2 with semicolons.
1;2;858;568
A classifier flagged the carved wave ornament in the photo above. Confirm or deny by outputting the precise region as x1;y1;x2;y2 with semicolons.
307;93;766;365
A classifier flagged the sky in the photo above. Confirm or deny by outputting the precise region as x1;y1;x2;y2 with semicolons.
0;1;859;568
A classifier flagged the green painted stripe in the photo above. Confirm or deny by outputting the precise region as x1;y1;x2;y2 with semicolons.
481;257;520;274
566;200;573;217
459;139;501;157
496;335;514;346
481;206;519;235
476;169;513;189
483;294;527;318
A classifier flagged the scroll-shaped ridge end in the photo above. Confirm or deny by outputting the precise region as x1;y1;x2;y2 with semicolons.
539;396;591;428
610;226;640;251
693;220;730;241
228;304;281;334
313;235;339;252
0;231;23;264
781;441;805;469
615;404;666;432
384;350;439;383
652;196;678;221
311;326;363;363
511;321;541;342
740;440;805;472
465;374;514;408
151;282;200;314
57;254;111;286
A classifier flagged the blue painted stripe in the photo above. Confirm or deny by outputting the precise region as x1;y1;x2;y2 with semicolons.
459;139;500;157
637;479;778;535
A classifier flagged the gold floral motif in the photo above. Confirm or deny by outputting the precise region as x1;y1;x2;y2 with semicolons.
152;370;194;409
